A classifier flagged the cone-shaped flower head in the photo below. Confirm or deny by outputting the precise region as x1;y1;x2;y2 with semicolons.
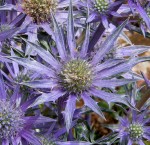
22;0;58;23
0;100;24;139
59;59;93;94
129;123;144;141
109;83;150;144
117;112;150;144
85;0;123;25
94;0;109;13
0;13;23;42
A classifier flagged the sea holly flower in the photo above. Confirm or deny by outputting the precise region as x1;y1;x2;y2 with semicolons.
82;0;124;49
10;0;81;56
0;0;80;54
21;0;58;24
0;72;56;145
105;82;150;145
8;0;150;133
84;0;123;28
114;110;150;145
19;0;79;24
15;0;80;30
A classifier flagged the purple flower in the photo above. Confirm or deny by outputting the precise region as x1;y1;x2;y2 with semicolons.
101;81;150;145
9;0;81;56
21;0;58;24
8;0;150;133
85;0;123;28
18;0;79;24
116;109;150;145
0;72;55;145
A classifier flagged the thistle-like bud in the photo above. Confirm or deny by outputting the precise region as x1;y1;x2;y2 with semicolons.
59;59;93;93
129;123;144;141
22;0;58;24
94;0;109;13
0;100;24;139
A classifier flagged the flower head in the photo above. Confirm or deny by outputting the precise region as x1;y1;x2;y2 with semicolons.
22;0;58;24
94;0;109;13
85;0;123;28
18;0;80;25
108;82;150;145
59;59;93;94
0;100;24;139
129;123;144;141
117;110;150;144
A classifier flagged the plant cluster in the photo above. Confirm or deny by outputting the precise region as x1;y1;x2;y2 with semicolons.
0;0;150;144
